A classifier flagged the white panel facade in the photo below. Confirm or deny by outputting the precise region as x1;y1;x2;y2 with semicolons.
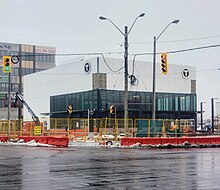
23;57;196;120
216;102;220;117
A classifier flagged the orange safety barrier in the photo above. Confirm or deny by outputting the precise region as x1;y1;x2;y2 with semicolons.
120;137;143;146
122;136;220;147
48;137;69;147
0;136;8;142
121;137;212;146
19;136;49;144
35;136;49;144
210;137;220;145
18;136;69;147
177;137;197;145
196;137;211;145
161;137;178;145
141;138;162;145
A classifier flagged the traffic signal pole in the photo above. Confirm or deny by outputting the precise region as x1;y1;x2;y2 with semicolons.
152;20;179;121
8;73;10;121
1;45;18;136
1;48;11;136
152;36;156;120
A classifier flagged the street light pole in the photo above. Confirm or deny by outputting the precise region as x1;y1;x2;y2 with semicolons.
200;102;206;131
99;13;145;136
152;20;179;120
152;36;156;120
211;98;218;133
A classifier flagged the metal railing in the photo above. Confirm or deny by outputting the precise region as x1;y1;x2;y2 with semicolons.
2;118;216;142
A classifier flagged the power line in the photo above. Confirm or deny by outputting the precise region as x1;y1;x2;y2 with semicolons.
17;51;124;57
131;44;220;56
159;35;220;44
130;35;220;45
168;44;220;54
100;54;124;72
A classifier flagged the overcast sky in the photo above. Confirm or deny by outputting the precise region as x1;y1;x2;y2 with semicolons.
1;0;220;119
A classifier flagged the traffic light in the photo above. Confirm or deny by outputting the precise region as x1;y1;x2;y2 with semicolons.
67;105;73;114
110;105;116;114
161;53;168;74
2;56;12;73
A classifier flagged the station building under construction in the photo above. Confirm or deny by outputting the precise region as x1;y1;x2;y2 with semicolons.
23;56;197;132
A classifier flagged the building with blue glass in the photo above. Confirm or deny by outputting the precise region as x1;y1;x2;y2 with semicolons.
50;89;196;120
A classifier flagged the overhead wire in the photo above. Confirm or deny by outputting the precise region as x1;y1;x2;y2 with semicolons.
17;51;124;57
100;53;124;72
131;44;220;56
130;35;220;45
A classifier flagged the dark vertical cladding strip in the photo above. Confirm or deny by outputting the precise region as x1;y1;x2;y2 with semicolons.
191;80;196;94
33;45;36;73
97;57;99;73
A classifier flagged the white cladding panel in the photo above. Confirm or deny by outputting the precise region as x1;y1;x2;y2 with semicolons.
23;57;196;120
216;102;220;117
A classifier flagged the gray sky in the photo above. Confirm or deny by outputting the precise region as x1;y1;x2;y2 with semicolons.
1;0;220;119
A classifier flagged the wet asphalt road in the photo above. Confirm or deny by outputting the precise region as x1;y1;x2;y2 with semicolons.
0;146;220;190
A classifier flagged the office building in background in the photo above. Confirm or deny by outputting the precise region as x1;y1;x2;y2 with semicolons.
0;42;56;119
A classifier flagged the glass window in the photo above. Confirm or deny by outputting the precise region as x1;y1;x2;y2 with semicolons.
0;68;3;75
14;68;19;76
157;94;164;111
179;97;184;111
43;55;46;62
0;50;8;56
20;52;34;62
10;68;19;76
10;51;19;56
50;90;197;119
159;94;174;112
11;83;19;92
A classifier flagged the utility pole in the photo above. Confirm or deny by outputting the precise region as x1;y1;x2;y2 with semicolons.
124;26;128;136
99;13;145;137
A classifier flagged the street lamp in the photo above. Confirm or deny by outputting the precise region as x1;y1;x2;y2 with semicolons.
211;98;218;133
200;102;206;131
99;13;145;136
152;20;179;120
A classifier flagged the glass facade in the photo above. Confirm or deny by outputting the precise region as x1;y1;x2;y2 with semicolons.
0;42;56;119
50;89;197;120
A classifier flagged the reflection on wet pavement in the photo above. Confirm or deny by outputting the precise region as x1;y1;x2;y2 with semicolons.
0;146;220;189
